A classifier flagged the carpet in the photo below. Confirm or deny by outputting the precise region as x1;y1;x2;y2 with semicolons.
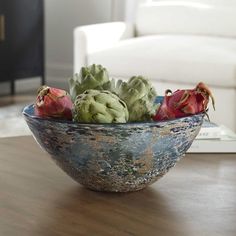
0;96;34;138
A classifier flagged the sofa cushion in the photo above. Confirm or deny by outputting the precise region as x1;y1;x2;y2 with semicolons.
135;2;236;37
88;35;236;88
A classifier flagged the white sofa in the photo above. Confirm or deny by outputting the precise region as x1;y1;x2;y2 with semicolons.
74;1;236;131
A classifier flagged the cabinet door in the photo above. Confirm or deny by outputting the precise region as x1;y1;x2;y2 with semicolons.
0;1;10;81
6;0;44;79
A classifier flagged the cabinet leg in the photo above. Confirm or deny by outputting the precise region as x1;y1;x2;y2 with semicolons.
10;80;15;95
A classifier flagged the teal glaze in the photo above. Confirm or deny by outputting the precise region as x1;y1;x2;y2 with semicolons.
22;101;204;192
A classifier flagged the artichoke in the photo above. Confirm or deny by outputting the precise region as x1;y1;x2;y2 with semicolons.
73;89;129;123
117;76;157;122
69;64;111;101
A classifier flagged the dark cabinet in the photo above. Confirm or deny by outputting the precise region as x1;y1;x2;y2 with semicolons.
0;0;45;95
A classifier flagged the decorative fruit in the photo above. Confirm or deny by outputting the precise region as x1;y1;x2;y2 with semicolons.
73;89;129;123
117;76;157;122
153;82;215;121
35;86;73;120
69;64;115;101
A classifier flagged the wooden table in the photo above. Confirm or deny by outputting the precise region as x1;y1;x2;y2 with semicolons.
0;136;236;236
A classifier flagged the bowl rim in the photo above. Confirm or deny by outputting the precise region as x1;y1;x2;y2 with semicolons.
22;104;205;126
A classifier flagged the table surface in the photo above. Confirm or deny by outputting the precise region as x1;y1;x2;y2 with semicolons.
0;136;236;236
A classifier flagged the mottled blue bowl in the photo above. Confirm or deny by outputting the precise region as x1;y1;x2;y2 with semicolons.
23;102;204;192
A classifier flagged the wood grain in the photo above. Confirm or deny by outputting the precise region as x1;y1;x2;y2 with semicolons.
0;136;236;236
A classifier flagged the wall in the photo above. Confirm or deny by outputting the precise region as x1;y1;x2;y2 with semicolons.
45;0;113;82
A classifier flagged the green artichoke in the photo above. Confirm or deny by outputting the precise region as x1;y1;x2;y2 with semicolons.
73;89;129;123
69;64;112;101
117;76;157;122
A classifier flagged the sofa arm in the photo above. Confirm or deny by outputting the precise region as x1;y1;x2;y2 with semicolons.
74;21;134;73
